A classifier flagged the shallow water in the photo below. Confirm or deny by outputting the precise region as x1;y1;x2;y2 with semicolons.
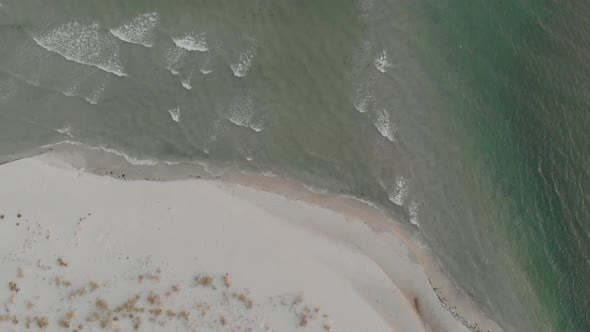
1;1;589;331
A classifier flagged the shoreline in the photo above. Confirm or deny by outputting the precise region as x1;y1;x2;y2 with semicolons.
0;145;502;331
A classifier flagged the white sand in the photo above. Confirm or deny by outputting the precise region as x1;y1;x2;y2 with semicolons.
0;153;501;332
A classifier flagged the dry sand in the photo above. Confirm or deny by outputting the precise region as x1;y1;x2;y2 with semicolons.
0;152;502;332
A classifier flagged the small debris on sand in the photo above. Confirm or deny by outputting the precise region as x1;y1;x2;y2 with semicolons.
0;267;336;331
86;312;100;323
223;273;231;288
24;316;32;328
55;276;72;287
293;294;304;305
146;292;162;306
68;287;87;300
149;308;162;317
195;274;215;288
138;273;160;283
89;281;100;291
133;316;142;330
179;311;190;320
16;268;24;279
57;258;69;267
299;315;308;327
8;282;19;292
58;311;74;328
96;298;109;311
34;316;48;328
237;293;254;309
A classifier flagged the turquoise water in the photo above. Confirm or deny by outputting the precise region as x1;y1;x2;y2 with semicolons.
1;1;589;330
408;1;590;330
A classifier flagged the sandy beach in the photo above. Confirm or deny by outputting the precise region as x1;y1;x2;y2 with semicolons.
0;151;501;332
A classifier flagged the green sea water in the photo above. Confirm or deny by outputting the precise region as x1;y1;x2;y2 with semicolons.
0;1;588;331
407;1;590;330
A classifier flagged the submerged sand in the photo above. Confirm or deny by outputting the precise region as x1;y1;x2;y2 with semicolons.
0;151;502;332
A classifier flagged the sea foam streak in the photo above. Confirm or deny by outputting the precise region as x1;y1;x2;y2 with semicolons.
34;22;127;76
226;93;263;132
388;176;409;206
173;32;209;52
110;12;159;48
181;77;191;90
409;201;420;226
55;125;73;137
359;0;375;17
374;50;393;73
0;77;17;101
168;107;181;122
231;46;256;78
374;108;396;141
84;75;110;105
163;46;186;75
58;68;110;105
352;72;377;114
41;140;180;166
181;69;193;90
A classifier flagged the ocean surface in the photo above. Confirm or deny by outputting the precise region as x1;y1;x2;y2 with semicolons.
1;1;589;331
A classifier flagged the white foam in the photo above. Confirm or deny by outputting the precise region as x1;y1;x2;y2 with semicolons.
0;77;17;101
226;93;263;132
181;77;192;90
359;0;374;17
168;107;181;122
261;171;278;178
173;32;209;52
388;176;409;206
62;84;78;97
373;108;396;141
374;50;393;73
110;12;159;48
54;125;73;137
41;140;179;166
244;150;254;161
85;74;110;105
84;84;105;104
197;53;214;75
54;71;108;105
302;184;329;195
343;195;386;214
231;47;256;78
34;22;127;77
352;83;375;113
203;120;225;154
409;201;420;227
163;46;186;75
248;122;264;132
7;72;40;88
